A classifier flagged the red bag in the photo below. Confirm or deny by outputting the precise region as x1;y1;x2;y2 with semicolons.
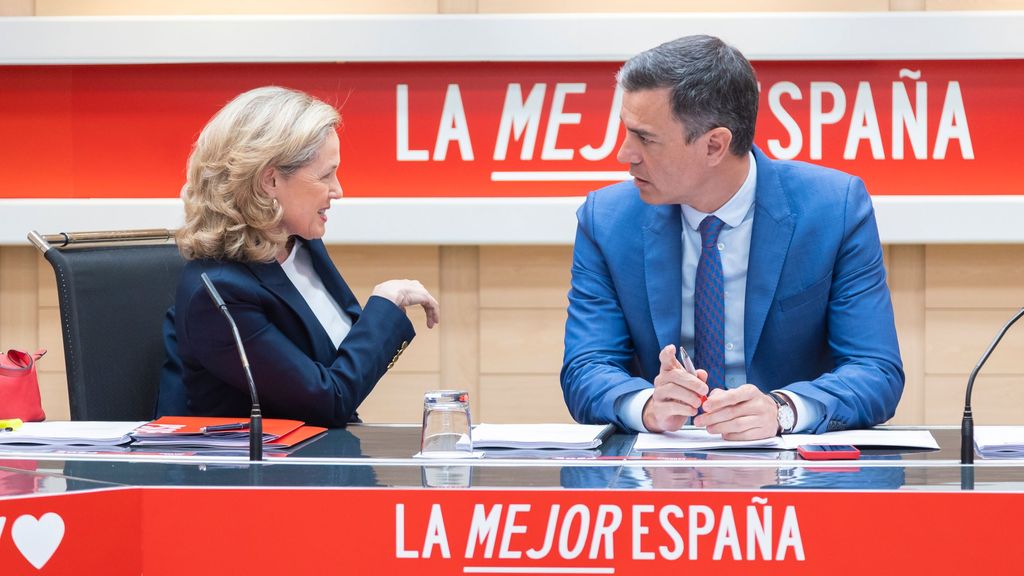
0;349;47;421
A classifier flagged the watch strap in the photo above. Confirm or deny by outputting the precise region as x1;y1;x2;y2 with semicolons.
770;391;797;434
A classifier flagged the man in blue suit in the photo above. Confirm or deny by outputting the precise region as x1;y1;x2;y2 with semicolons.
561;35;903;439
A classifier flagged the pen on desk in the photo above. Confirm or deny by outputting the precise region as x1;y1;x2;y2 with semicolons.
200;422;250;433
675;346;707;406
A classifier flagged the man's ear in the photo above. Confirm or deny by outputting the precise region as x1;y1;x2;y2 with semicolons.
704;127;734;166
260;166;278;197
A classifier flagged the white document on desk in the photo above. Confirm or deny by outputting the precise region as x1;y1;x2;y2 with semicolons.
974;426;1024;458
635;428;939;451
785;429;939;450
0;421;146;446
635;429;784;451
470;423;614;449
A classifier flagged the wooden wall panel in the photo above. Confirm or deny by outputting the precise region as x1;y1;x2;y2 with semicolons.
925;309;1024;375
923;246;1024;427
890;0;926;8
477;247;571;423
439;246;480;413
0;246;70;419
22;0;1014;16
477;0;890;12
0;0;34;16
35;307;64;374
36;254;58;307
925;375;1024;425
888;245;925;425
479;246;571;309
34;0;438;16
479;308;566;375
926;0;1024;9
37;372;70;421
438;0;476;12
925;245;1024;309
0;247;38;349
478;375;573;424
357;372;441;423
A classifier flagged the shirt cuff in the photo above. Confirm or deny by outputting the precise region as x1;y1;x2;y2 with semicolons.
777;390;823;434
614;388;655;433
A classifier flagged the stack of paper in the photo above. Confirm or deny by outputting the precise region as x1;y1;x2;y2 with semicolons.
468;423;614;450
482;448;601;459
131;416;324;450
974;426;1024;459
0;421;145;446
636;428;781;451
634;428;940;451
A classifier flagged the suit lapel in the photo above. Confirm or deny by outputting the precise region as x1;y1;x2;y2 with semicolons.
306;239;362;321
244;250;335;360
744;148;795;374
643;203;683;351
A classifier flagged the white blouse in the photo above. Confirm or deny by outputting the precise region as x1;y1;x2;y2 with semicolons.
279;240;353;349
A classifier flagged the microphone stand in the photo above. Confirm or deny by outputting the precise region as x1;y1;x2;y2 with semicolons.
201;273;263;461
961;307;1024;472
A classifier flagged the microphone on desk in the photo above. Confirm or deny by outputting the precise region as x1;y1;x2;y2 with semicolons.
201;272;263;462
961;307;1024;467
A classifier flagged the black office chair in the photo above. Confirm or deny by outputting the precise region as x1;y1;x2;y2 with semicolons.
29;229;185;421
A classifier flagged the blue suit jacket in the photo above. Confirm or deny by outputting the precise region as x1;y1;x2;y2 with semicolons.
561;148;904;433
158;239;414;427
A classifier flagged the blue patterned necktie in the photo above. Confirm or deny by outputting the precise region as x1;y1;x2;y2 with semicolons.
694;215;726;391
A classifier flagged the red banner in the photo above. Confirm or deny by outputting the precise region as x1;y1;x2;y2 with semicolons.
0;486;1019;574
1;60;1016;199
0;489;139;574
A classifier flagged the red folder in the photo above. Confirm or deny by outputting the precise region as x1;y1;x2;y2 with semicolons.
131;416;310;449
268;425;327;449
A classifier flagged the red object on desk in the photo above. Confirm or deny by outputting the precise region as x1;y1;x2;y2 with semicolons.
797;444;861;460
134;416;304;439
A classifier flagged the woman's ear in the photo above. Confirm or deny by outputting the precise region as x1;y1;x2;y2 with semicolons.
260;166;278;197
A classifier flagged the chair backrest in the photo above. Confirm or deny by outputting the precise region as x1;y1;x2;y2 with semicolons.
32;230;184;421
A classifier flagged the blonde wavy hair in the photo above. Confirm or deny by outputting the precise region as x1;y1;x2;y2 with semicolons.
177;86;341;262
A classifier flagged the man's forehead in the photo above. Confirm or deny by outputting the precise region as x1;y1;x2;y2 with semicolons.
621;88;678;130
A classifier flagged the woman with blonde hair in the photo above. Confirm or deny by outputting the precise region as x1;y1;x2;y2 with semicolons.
160;86;438;427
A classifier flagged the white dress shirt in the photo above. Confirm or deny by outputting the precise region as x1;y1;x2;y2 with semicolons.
280;240;353;349
616;153;822;433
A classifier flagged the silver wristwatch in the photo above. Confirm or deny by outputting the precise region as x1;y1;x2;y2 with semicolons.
770;392;796;435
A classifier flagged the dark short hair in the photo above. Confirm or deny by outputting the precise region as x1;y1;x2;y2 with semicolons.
617;35;758;156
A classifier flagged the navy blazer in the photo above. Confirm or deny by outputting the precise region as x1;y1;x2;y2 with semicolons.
158;239;414;427
561;147;904;433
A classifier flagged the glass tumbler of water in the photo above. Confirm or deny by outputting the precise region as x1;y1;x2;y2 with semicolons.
420;390;472;456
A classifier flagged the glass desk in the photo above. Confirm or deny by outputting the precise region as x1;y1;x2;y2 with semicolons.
0;425;1015;493
0;425;1019;575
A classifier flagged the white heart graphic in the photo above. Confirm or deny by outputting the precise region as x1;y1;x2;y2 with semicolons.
12;513;65;570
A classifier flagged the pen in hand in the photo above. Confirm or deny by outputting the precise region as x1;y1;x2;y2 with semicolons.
200;422;250;433
675;346;708;406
